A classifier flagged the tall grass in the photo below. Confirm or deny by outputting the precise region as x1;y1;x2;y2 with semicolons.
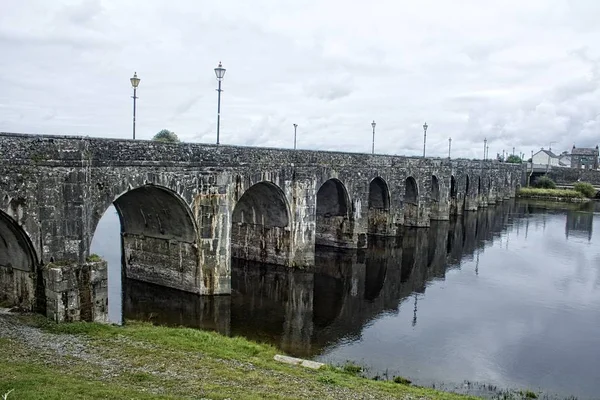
518;188;584;199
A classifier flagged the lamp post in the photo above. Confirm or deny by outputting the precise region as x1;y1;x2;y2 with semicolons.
130;72;140;140
371;120;376;154
448;137;452;159
484;138;487;160
422;122;428;158
486;145;489;160
293;123;298;150
214;62;226;145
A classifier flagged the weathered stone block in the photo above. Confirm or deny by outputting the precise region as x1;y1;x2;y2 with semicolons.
42;260;108;323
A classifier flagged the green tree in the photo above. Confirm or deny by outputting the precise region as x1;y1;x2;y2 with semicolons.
506;154;522;163
153;129;179;143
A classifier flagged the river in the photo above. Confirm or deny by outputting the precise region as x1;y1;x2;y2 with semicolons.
91;199;600;399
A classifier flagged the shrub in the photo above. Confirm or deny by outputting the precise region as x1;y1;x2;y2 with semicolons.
573;182;596;198
393;376;412;385
534;176;556;189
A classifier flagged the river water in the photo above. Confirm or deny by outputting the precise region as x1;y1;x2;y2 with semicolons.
91;200;600;399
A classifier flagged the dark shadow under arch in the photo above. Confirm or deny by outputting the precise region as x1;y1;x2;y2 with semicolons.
450;175;457;198
368;177;390;210
231;181;291;266
317;179;350;217
405;177;418;205
368;177;391;235
233;181;290;228
112;185;196;243
0;210;38;271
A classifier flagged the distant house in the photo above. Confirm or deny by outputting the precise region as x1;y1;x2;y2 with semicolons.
558;152;571;167
532;149;559;166
571;145;599;170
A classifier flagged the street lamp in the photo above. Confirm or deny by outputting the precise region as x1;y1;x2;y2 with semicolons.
293;123;298;150
130;72;140;140
214;62;226;145
484;138;487;160
371;120;376;154
422;122;428;158
448;137;452;159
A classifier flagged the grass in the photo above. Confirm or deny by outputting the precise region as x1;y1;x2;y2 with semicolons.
517;187;585;200
86;253;103;262
1;315;480;400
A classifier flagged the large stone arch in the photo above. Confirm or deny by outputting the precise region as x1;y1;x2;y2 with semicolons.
95;184;200;294
316;178;354;247
368;177;391;235
231;181;292;265
0;210;39;310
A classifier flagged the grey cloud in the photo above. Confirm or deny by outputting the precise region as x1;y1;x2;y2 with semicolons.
1;0;600;158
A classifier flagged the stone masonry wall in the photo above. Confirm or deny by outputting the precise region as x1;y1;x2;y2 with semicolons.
0;132;524;300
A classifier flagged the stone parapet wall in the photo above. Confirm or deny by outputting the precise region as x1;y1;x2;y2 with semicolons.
547;168;600;186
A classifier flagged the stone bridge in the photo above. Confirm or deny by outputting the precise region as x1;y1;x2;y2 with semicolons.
0;132;523;318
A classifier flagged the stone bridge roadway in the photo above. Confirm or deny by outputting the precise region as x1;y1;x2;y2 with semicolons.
0;132;523;315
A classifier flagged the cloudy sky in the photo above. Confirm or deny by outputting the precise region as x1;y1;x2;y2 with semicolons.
2;0;600;159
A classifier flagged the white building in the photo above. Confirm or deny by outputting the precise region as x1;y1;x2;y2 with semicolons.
532;149;559;167
558;153;571;167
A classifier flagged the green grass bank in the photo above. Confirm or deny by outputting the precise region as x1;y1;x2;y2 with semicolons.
0;313;479;400
517;187;589;202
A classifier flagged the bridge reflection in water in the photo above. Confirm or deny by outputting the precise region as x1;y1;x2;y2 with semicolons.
121;199;555;358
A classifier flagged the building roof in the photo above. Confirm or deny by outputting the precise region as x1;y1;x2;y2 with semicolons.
534;149;557;158
571;147;599;156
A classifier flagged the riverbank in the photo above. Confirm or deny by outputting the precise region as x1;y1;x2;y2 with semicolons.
0;310;477;400
516;187;589;202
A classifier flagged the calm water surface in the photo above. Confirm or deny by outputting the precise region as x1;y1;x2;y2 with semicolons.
91;200;600;399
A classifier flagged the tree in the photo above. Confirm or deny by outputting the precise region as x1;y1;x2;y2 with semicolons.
153;129;179;143
506;155;522;163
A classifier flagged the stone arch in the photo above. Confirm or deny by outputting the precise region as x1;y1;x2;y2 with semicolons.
316;178;353;247
0;210;38;271
429;174;448;221
368;177;390;211
404;177;418;205
232;182;289;228
231;181;292;266
92;184;200;294
368;177;391;234
112;185;197;243
0;210;39;310
317;179;350;218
